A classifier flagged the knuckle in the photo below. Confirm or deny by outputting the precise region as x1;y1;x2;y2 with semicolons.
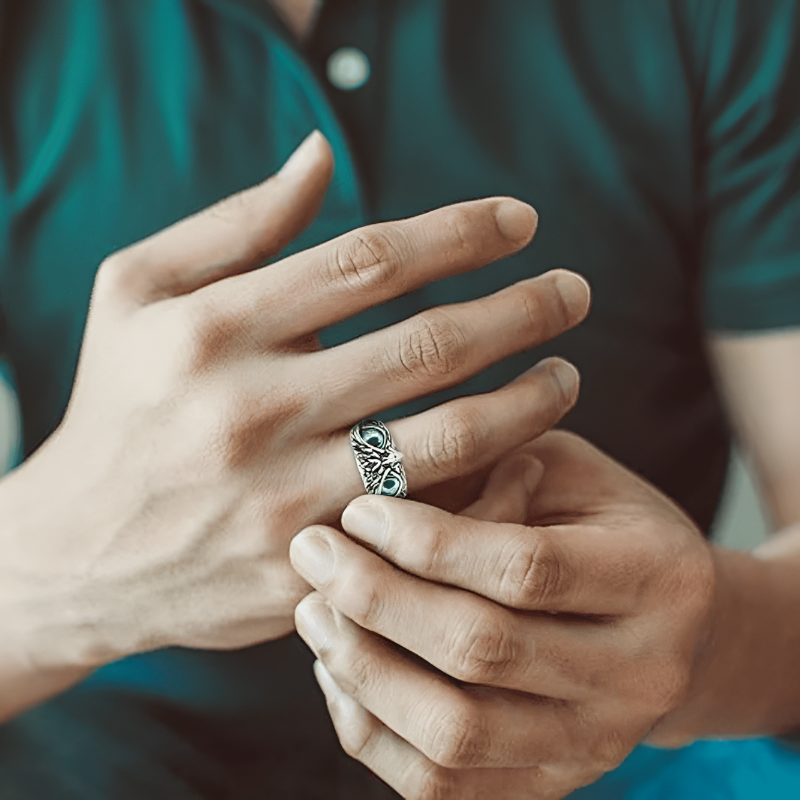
450;613;516;684
96;250;127;282
520;281;549;331
516;277;571;342
425;700;489;769
347;578;387;630
207;388;307;471
393;310;468;381
422;406;483;477
500;534;569;608
331;640;378;699
333;228;403;292
181;295;240;364
411;521;451;579
570;706;631;775
442;206;478;258
413;764;458;800
337;708;380;762
94;249;140;297
588;728;629;773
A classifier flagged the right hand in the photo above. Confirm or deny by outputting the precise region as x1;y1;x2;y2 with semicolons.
0;131;589;679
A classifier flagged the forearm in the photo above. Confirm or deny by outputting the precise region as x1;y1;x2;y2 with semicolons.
654;526;800;743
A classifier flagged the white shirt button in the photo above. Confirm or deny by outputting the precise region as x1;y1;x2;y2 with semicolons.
326;47;371;91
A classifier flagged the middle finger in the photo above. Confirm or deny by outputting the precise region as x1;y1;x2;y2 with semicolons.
221;198;539;343
305;269;589;430
295;591;586;770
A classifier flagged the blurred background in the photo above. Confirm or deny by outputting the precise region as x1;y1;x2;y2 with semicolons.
714;446;771;550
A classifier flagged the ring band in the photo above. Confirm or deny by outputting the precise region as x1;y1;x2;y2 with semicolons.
350;419;408;498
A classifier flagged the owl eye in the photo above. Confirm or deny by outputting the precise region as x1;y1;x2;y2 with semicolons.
379;469;404;497
362;426;387;448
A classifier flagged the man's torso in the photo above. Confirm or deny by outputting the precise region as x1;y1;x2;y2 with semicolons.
3;2;800;796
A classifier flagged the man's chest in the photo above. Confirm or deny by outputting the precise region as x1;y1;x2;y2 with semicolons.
0;0;712;487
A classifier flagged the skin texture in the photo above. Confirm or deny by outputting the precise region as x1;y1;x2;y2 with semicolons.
292;431;719;798
0;132;591;721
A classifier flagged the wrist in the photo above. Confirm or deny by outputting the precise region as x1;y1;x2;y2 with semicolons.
653;543;800;743
0;461;115;720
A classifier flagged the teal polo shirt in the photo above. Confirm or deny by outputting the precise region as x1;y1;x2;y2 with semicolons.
1;2;800;797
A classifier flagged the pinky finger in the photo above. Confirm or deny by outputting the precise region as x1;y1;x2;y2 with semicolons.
313;660;561;800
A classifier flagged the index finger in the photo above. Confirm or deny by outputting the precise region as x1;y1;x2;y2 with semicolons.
208;197;539;344
340;496;643;616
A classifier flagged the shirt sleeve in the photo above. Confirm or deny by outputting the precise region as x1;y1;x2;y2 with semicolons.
697;0;800;332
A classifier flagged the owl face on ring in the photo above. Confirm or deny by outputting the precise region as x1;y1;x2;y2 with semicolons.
361;425;388;449
351;421;407;498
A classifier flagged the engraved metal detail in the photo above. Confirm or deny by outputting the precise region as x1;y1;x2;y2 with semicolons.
350;420;408;498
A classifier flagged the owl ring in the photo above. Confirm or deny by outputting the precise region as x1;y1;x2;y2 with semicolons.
349;420;408;498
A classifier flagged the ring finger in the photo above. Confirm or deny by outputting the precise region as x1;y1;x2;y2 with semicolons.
314;356;579;507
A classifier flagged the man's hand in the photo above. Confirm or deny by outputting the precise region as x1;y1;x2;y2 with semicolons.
0;133;590;719
291;431;717;799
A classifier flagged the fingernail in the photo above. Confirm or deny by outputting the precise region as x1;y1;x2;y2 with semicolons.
291;530;335;586
313;659;346;700
296;597;337;653
494;200;538;245
279;130;323;178
554;270;592;320
342;499;388;552
550;359;580;402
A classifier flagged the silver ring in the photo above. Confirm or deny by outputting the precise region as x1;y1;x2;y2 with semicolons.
350;420;408;498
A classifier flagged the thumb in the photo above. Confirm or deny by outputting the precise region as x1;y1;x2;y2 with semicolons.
98;130;334;306
461;452;544;524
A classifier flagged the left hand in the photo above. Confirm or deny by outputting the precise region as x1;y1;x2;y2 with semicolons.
290;431;717;799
